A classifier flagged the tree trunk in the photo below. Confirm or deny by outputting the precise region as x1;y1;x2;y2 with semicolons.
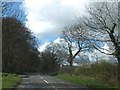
69;56;73;67
118;58;120;90
70;60;73;67
68;44;73;67
115;46;120;90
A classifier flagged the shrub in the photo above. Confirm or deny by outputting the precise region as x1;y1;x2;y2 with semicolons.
74;60;117;86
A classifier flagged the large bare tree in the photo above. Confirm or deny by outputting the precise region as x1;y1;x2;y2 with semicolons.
84;2;120;89
62;23;92;66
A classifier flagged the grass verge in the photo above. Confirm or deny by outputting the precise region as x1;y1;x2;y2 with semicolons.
55;73;117;88
2;73;21;89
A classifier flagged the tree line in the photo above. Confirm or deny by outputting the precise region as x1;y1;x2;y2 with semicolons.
2;17;40;73
2;2;61;74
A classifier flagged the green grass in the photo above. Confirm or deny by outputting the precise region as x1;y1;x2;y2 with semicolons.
0;73;2;89
2;73;21;89
55;73;117;88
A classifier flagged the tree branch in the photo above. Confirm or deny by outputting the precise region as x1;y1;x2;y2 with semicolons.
73;41;81;59
93;45;113;55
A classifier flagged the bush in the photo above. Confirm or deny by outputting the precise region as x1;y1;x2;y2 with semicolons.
74;65;91;76
60;65;76;75
2;73;9;76
74;60;117;86
55;73;115;88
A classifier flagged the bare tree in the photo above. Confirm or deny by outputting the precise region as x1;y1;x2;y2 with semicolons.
84;2;120;89
45;42;68;64
39;42;68;72
61;23;92;66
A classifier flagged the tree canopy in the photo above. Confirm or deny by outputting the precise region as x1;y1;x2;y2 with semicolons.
2;17;40;73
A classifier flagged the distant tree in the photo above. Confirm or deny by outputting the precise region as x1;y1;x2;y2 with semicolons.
45;42;68;64
40;50;59;73
39;42;67;73
77;54;90;65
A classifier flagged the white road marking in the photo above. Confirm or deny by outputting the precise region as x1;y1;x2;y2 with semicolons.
51;85;59;90
41;77;43;79
40;76;58;90
43;79;49;84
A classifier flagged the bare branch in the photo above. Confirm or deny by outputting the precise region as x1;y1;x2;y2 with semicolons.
73;41;81;59
93;45;113;55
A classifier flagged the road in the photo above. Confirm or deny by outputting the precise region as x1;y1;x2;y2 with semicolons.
15;74;91;90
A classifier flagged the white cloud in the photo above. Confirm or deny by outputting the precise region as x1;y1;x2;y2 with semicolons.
53;37;65;43
38;41;51;52
38;37;65;52
60;0;88;13
102;43;110;53
23;0;88;39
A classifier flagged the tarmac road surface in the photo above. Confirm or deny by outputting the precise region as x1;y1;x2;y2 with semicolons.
15;73;92;90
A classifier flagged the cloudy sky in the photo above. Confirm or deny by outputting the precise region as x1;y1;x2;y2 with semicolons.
2;0;114;62
22;0;88;43
21;0;112;60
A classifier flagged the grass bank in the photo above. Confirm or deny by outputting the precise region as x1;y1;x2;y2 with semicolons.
55;73;117;89
2;73;21;89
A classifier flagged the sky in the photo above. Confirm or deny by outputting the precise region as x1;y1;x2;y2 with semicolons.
21;0;116;62
22;0;92;54
22;0;88;44
2;0;116;63
2;2;26;22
